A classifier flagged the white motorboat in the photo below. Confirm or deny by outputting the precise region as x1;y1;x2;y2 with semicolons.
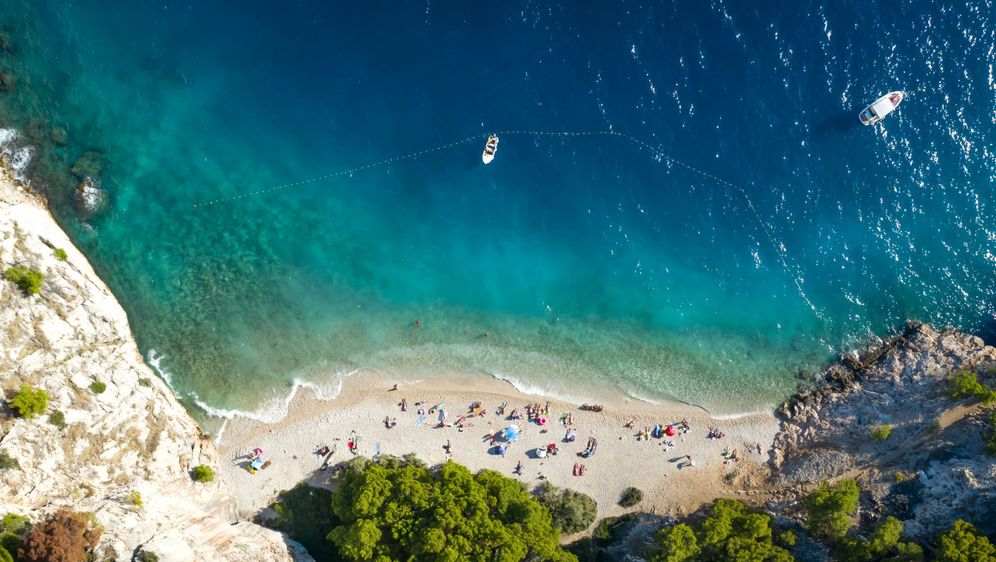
482;135;499;164
859;91;904;125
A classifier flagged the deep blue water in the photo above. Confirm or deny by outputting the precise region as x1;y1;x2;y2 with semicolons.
1;1;994;417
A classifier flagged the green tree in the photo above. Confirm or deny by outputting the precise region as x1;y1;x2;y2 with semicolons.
948;371;996;404
0;545;12;562
650;499;793;562
4;265;44;295
534;482;597;534
804;480;860;540
650;524;699;562
328;460;575;562
8;384;50;419
934;520;995;562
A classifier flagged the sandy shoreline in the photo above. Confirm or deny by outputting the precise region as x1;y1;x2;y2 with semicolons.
216;370;780;529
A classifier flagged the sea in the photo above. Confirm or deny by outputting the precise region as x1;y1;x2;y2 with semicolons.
1;0;993;422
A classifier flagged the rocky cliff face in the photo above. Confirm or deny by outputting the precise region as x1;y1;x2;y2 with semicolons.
771;322;996;539
0;169;310;561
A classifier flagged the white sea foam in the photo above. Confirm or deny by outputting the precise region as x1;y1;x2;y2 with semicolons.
488;371;599;406
0;128;32;182
148;347;356;425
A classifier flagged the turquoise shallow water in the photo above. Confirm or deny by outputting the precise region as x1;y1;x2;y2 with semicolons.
1;1;994;417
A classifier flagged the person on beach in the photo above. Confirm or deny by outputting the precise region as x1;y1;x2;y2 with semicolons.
514;461;523;475
624;417;636;429
444;440;452;456
400;398;408;412
390;383;399;391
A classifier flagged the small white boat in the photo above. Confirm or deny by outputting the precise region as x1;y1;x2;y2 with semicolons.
482;135;499;164
859;91;904;125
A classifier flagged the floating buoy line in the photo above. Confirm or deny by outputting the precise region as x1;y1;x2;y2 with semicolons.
190;128;823;320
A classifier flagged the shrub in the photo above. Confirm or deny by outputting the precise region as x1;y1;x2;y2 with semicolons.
935;519;995;562
0;545;12;562
650;499;792;562
88;381;106;394
48;410;66;430
54;248;68;261
948;370;996;404
138;378;152;387
8;384;50;418
126;491;142;507
618;486;643;508
870;424;893;441
0;514;29;536
4;265;44;295
534;482;598;534
137;551;160;562
16;509;102;562
191;465;214;483
0;452;18;471
0;513;29;557
804;479;860;540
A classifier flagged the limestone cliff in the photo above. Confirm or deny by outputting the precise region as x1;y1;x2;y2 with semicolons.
0;169;311;561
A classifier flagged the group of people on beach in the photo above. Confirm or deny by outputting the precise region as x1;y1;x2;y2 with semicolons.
237;381;760;489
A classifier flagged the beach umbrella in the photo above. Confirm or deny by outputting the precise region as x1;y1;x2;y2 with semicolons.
664;425;676;437
503;426;519;442
438;409;448;423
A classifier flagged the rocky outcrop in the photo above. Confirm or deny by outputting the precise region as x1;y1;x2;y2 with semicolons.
771;322;996;538
0;169;311;561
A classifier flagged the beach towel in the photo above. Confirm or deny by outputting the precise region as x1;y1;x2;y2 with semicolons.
416;414;427;428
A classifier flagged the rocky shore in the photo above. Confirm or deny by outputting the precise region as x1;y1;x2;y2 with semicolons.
770;322;996;539
0;170;309;561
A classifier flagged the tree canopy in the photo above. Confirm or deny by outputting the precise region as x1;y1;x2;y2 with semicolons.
803;480;860;540
328;459;576;562
649;498;793;562
934;520;995;562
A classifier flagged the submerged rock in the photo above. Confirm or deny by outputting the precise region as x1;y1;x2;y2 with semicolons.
74;176;106;216
69;148;106;179
50;126;68;146
0;67;15;92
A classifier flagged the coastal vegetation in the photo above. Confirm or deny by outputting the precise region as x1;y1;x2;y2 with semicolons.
948;370;996;404
3;265;43;296
267;455;576;561
47;410;66;430
88;381;106;394
53;248;67;261
618;487;644;508
328;458;574;561
934;520;995;562
533;482;598;534
0;452;18;471
15;509;102;562
649;498;793;562
7;385;49;419
870;424;893;441
191;464;215;483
